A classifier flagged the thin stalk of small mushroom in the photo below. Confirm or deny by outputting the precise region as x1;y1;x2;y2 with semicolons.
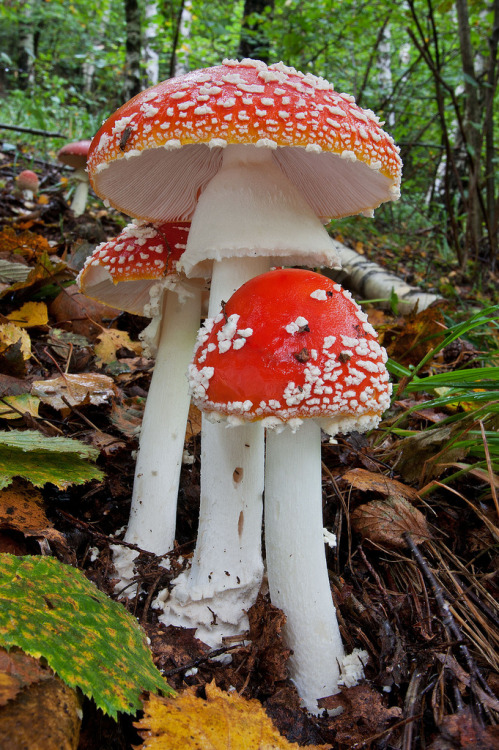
112;288;202;590
264;419;345;714
70;167;89;216
159;256;270;646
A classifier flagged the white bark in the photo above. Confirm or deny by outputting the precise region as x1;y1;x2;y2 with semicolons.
82;0;111;94
159;256;269;645
265;420;345;713
143;1;159;87
330;240;440;314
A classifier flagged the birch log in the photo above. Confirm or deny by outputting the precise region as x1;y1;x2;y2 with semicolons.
326;238;441;314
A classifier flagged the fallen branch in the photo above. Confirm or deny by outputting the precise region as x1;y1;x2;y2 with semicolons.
327;238;441;313
0;122;66;138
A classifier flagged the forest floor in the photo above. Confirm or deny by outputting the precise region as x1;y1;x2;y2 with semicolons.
0;146;498;750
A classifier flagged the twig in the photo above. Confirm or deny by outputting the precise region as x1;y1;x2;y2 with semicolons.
163;643;246;677
0;122;66;138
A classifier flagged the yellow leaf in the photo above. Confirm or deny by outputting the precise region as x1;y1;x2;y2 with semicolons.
94;329;142;365
0;323;31;360
0;393;40;420
32;373;118;413
135;681;331;750
7;301;48;328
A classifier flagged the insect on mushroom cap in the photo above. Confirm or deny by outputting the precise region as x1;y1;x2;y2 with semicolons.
188;267;391;434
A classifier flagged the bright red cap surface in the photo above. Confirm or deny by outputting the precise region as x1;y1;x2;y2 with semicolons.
77;221;190;315
58;140;92;169
188;268;391;433
88;59;401;223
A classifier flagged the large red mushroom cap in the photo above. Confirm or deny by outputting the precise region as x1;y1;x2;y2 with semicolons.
77;221;190;316
87;59;401;224
57;140;92;170
188;268;391;434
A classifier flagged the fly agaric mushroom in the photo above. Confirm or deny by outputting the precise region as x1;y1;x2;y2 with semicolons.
86;58;401;640
77;220;202;574
58;140;92;216
187;267;390;712
15;169;39;200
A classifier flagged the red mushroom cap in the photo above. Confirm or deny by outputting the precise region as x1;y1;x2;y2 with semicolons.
77;221;190;315
87;59;401;223
16;170;39;194
188;268;391;433
58;140;92;170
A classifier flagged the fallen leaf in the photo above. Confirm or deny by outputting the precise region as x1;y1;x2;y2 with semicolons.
351;495;431;548
109;397;144;437
186;403;202;440
0;323;31;361
0;554;171;718
0;661;81;749
135;681;331;749
6;301;48;328
342;467;417;501
390;424;469;485
0;482;49;534
0;648;53;706
32;372;118;413
0;393;40;420
429;707;499;749
94;329;142;366
0;430;103;490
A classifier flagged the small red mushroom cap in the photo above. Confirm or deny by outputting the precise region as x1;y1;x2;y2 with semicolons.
16;170;39;195
58;140;92;170
77;221;190;315
87;59;402;223
188;268;391;434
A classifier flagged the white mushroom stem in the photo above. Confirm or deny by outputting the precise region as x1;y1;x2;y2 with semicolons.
264;419;345;714
114;288;201;581
70;167;90;216
159;256;269;645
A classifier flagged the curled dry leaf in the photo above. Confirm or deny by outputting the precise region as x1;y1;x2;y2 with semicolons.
32;372;118;413
136;681;331;750
0;323;31;361
351;495;431;548
0;647;53;707
342;467;417;501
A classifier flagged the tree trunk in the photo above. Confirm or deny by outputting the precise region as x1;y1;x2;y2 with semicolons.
82;0;111;94
484;0;499;269
143;1;159;87
455;0;483;263
18;0;36;91
124;0;142;99
173;0;192;77
238;0;274;63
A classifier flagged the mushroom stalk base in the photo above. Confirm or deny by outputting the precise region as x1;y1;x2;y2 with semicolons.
159;256;269;645
123;289;202;555
265;419;345;713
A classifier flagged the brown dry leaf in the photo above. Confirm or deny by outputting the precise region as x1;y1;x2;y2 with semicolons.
0;648;53;706
0;227;52;259
186;403;202;440
6;301;48;328
351;495;431;548
94;329;142;365
136;681;331;750
384;302;448;368
429;708;499;749
0;482;49;533
342;467;417;501
86;430;127;456
109;397;144;437
0;668;81;749
32;372;118;413
318;684;401;737
393;424;468;485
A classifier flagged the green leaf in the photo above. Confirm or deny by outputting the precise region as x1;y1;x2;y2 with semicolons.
0;430;103;490
0;555;172;717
